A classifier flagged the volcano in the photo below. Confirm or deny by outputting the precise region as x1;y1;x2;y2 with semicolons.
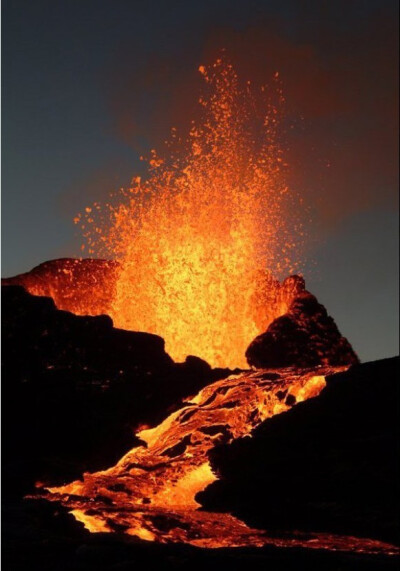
2;59;399;571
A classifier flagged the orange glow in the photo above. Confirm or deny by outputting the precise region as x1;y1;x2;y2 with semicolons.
6;258;118;318
21;58;399;558
41;366;332;544
70;509;111;533
73;58;304;367
38;364;399;554
291;375;327;402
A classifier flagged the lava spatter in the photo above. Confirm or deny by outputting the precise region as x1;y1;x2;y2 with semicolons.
74;58;305;368
6;60;305;368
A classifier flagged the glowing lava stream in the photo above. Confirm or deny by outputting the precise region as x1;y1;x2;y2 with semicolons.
40;367;398;555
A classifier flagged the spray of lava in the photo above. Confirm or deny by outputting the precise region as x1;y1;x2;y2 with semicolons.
75;58;304;368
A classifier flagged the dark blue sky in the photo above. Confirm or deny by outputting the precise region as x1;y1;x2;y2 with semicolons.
2;0;398;360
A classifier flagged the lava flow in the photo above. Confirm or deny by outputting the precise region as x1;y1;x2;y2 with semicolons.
38;366;397;555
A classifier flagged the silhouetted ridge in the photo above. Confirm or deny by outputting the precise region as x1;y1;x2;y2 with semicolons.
246;291;359;368
1;285;234;496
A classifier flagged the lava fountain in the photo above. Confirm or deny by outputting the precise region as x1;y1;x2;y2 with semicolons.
74;58;304;368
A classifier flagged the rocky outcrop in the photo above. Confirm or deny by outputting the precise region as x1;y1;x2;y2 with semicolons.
1;258;118;316
3;261;357;371
198;357;399;544
1;285;234;497
246;291;359;368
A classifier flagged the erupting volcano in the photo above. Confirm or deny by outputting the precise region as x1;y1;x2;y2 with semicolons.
3;57;398;564
12;59;305;369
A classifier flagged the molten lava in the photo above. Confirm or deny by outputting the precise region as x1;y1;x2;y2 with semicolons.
39;366;398;555
71;58;304;368
14;58;397;558
42;368;331;542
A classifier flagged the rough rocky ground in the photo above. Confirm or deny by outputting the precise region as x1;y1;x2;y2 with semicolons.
199;357;399;545
2;285;235;496
246;291;359;368
1;280;398;570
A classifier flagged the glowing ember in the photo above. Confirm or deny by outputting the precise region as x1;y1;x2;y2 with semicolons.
74;58;304;368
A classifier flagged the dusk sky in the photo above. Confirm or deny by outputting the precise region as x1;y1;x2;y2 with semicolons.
2;0;399;361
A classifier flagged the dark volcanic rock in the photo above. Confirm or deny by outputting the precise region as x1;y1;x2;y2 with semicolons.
198;357;400;544
1;285;233;497
246;291;359;368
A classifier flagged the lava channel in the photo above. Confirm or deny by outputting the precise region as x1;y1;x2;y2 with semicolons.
36;366;399;556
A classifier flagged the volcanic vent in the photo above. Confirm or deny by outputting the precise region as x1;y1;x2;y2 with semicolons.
8;58;306;369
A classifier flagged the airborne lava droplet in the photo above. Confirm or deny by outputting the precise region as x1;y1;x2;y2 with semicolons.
77;58;304;368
